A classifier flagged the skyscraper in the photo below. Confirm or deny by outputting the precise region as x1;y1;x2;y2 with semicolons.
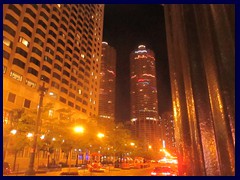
99;42;116;122
3;4;104;123
130;45;160;150
160;111;176;153
3;4;104;169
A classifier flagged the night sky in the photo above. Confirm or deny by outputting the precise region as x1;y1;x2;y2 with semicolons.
103;4;172;122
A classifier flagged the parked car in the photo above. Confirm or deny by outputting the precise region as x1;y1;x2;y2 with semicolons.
151;166;177;176
3;162;11;175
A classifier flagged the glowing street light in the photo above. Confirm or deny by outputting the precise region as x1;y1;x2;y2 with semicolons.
10;129;17;135
4;129;17;161
130;142;135;146
74;126;84;133
97;133;105;138
40;135;45;140
27;133;33;138
148;145;152;149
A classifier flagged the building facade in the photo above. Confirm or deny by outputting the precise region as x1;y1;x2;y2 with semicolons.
3;4;104;170
160;111;176;153
130;45;161;150
98;42;116;122
3;4;104;122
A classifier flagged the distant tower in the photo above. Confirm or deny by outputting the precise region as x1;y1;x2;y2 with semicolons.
99;42;116;122
130;45;160;150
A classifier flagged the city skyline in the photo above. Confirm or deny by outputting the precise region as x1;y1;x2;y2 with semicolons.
103;4;171;122
3;4;235;176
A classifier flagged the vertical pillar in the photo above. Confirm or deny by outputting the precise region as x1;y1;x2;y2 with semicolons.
164;4;235;176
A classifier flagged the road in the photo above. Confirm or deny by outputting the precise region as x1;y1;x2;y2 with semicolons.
36;166;154;176
7;163;177;176
7;165;155;176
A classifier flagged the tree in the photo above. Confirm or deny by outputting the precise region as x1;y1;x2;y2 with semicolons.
4;108;35;171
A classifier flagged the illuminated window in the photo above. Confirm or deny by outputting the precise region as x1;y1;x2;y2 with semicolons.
49;110;54;117
3;36;12;47
10;70;22;81
78;89;82;94
26;79;36;88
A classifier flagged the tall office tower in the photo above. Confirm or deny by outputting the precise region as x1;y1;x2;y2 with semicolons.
3;4;104;124
164;4;235;175
99;42;116;122
160;112;176;153
130;45;160;150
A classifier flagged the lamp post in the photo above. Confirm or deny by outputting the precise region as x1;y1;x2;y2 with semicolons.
69;126;84;170
25;83;48;175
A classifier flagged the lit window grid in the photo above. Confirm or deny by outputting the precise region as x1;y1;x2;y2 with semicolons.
3;4;104;117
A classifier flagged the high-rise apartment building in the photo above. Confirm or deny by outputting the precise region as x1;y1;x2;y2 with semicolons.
130;45;160;150
3;4;104;123
99;42;116;122
160;111;176;153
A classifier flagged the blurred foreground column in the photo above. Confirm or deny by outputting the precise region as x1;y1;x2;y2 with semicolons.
164;4;235;176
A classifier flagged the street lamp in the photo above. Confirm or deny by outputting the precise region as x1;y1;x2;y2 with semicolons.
4;129;17;161
10;129;17;135
74;126;84;133
25;83;48;176
69;126;84;168
97;133;105;139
